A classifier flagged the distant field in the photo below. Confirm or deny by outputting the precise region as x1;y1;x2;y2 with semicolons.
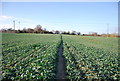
2;33;119;81
62;35;118;53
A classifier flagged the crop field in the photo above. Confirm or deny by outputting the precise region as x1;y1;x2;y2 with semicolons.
1;33;119;81
2;33;61;80
62;35;119;80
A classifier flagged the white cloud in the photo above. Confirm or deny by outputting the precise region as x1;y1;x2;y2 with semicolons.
0;15;13;21
0;15;34;23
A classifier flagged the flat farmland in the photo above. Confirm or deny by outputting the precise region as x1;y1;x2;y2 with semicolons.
62;35;119;80
2;33;61;80
2;33;119;81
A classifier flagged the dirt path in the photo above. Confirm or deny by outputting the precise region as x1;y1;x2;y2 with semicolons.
56;37;66;80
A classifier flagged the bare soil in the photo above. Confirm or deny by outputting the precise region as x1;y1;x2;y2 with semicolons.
56;41;66;81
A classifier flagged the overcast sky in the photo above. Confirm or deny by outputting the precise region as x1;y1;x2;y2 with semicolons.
1;2;118;34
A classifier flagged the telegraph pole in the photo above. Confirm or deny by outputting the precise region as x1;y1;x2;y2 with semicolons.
18;21;20;30
13;20;15;30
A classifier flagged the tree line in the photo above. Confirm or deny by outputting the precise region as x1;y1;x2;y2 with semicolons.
1;25;81;35
1;24;119;37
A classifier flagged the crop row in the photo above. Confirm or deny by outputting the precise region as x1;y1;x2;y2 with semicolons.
63;41;119;80
2;42;59;80
2;43;53;65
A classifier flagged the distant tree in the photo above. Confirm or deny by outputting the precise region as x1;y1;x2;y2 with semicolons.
71;31;77;35
22;28;27;33
55;30;60;34
41;28;47;33
1;29;7;32
93;32;97;36
77;32;81;35
67;31;70;35
52;30;55;34
7;28;13;31
34;25;42;33
2;28;17;33
62;31;66;34
89;32;98;36
17;30;22;33
48;31;53;34
27;28;34;33
62;31;70;35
